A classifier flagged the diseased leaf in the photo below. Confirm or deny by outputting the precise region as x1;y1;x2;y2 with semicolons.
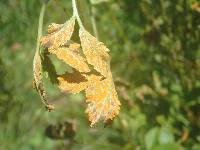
33;51;46;100
69;42;81;50
49;43;90;72
79;29;110;77
33;51;54;112
41;16;75;48
85;74;121;127
47;23;64;34
33;2;54;112
58;71;88;94
37;12;121;126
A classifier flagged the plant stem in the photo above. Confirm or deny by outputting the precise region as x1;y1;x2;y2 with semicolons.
34;2;54;111
88;0;99;39
72;0;84;29
36;4;46;55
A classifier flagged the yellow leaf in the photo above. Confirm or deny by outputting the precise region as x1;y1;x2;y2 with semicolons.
49;43;90;72
79;29;110;77
85;74;121;127
47;23;63;34
58;71;88;94
41;16;75;48
69;43;81;50
38;13;121;126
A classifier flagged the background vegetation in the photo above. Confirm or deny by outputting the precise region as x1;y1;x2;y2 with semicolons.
1;0;200;149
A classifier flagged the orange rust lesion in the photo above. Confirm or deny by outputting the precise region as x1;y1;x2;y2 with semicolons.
40;17;75;49
79;29;110;77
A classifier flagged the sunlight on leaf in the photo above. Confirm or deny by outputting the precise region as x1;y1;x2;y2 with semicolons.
49;43;90;73
79;29;110;77
41;16;75;48
38;12;121;126
85;74;121;127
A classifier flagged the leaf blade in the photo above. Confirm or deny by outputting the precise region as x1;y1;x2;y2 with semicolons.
79;29;110;77
58;71;88;94
85;74;121;126
49;44;90;73
41;16;75;49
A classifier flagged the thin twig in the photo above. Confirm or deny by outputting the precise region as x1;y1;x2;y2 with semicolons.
88;0;99;39
33;1;54;112
72;0;85;29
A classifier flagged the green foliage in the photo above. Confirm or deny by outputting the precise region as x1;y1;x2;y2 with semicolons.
41;53;58;85
1;0;200;149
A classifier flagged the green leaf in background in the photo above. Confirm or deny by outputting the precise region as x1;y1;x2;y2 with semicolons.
192;144;200;150
158;127;174;144
151;143;181;150
90;0;110;5
145;127;159;150
145;126;175;150
41;53;58;85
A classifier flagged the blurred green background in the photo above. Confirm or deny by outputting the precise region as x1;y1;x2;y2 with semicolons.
1;0;200;149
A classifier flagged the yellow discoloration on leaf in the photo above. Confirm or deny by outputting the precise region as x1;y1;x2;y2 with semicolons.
79;29;110;77
33;52;42;89
38;14;121;126
58;71;88;94
47;23;63;34
41;17;75;48
49;44;90;73
33;3;54;112
85;74;121;127
33;51;54;112
33;51;47;101
69;43;81;50
58;71;120;126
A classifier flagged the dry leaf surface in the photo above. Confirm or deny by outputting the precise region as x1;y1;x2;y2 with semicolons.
33;51;54;112
38;16;121;126
41;17;75;48
85;74;121;126
58;71;88;94
79;29;110;77
33;52;47;101
49;44;90;72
